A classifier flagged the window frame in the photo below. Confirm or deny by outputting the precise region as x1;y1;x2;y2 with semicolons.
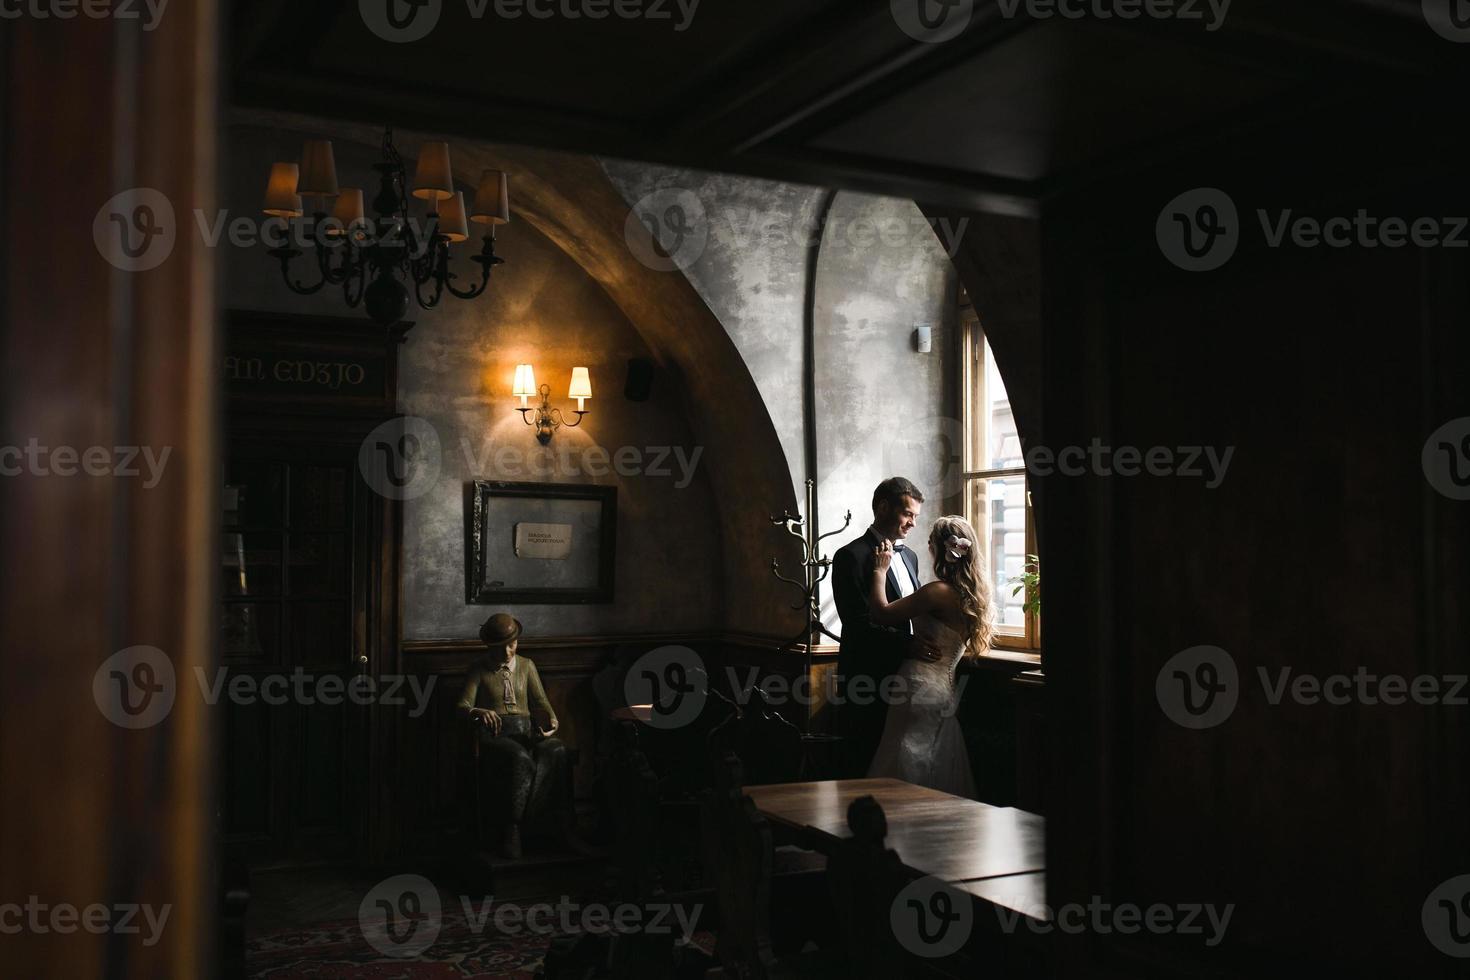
960;302;1041;656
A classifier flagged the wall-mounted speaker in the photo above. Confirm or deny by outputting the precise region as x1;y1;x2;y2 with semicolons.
624;357;654;402
914;325;933;354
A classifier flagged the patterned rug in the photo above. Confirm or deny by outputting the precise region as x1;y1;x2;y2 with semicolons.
248;905;716;979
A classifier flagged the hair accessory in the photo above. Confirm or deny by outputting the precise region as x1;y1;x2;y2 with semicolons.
945;534;972;560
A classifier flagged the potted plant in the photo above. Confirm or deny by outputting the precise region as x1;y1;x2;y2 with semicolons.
1009;554;1040;618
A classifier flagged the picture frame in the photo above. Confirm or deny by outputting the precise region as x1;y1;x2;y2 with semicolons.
466;481;617;604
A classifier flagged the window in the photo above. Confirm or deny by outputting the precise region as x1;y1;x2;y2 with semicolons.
961;301;1039;654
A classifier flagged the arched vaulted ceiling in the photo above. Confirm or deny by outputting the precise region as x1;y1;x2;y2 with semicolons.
235;109;804;637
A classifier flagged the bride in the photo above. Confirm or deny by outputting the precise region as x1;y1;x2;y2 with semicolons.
865;515;994;798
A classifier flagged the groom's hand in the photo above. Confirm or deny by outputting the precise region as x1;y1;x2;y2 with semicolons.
907;636;941;662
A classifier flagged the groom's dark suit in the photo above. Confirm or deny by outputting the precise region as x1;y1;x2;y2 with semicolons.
832;527;921;779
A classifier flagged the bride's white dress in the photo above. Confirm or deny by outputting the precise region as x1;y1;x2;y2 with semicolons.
866;613;976;798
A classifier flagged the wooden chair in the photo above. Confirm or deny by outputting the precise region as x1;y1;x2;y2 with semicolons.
708;686;805;786
825;796;979;980
700;753;837;979
824;796;918;980
540;732;714;980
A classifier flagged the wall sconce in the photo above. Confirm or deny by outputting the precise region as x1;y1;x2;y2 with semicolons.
514;364;591;444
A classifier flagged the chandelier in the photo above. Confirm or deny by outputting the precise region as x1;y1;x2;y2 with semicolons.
261;128;510;324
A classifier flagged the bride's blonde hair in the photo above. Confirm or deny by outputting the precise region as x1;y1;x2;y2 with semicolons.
928;515;994;661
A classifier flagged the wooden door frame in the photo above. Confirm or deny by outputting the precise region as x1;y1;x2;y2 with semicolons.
0;5;220;977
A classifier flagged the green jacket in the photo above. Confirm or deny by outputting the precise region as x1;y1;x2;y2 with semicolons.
457;654;556;725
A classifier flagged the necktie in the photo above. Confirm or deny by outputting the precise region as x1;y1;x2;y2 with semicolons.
497;661;516;707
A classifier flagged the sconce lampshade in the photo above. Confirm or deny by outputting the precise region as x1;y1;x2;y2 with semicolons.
513;363;537;405
412;141;454;201
262;162;303;218
325;187;364;237
568;367;592;410
298;139;340;197
439;191;470;244
471;170;511;225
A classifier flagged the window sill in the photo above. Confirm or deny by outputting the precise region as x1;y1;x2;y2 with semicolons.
981;647;1042;668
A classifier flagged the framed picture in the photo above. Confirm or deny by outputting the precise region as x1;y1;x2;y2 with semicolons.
467;481;616;604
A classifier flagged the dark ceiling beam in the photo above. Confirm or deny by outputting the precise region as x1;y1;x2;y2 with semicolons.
232;67;634;154
744;144;1040;217
662;1;1039;156
1069;0;1468;79
232;65;1043;216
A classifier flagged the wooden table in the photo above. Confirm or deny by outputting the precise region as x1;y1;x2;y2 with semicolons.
745;778;1047;918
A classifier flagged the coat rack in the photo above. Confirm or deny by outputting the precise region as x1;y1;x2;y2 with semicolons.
770;478;852;653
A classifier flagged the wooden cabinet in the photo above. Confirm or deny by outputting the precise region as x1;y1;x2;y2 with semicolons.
220;311;406;867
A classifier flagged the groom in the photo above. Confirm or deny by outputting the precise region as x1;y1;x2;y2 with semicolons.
832;476;937;778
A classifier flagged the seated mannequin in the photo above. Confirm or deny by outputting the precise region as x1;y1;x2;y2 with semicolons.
458;613;569;859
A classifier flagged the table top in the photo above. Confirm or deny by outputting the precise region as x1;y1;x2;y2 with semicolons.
955;872;1050;921
744;778;1046;884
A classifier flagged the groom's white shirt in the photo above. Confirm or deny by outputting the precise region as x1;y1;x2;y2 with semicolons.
868;525;918;634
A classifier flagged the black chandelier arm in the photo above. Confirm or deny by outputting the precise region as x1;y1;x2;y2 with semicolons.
414;270;446;311
445;235;503;300
340;258;367;308
267;245;329;296
313;235;362;286
444;243;497;300
445;265;491;300
405;213;444;282
407;237;449;311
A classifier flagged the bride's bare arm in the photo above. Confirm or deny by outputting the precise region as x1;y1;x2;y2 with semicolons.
868;541;935;626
